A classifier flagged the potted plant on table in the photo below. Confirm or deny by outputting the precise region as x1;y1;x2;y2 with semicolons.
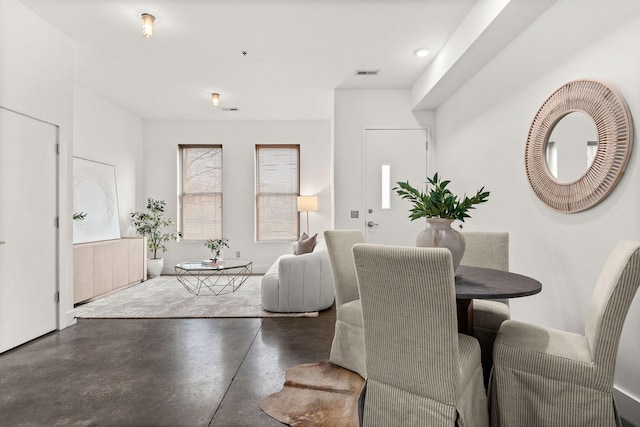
204;237;229;265
130;198;178;277
393;173;490;271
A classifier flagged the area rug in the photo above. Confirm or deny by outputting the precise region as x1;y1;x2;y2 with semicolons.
261;360;364;426
74;275;318;319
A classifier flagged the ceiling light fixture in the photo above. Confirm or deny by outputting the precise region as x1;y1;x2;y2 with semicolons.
413;48;429;58
211;93;220;108
141;13;155;38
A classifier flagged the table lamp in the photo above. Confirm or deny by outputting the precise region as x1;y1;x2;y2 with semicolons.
297;195;318;236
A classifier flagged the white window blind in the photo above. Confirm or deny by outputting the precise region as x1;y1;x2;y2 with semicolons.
179;145;222;240
256;145;300;241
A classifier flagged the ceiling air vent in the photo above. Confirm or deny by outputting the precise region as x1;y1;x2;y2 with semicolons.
221;107;239;111
355;69;379;76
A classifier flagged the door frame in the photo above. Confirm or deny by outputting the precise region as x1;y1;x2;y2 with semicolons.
361;127;432;232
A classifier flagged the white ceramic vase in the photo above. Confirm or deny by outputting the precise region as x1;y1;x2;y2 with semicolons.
416;218;466;271
147;258;164;278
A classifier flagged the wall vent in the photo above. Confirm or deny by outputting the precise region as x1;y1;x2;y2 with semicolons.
355;69;379;76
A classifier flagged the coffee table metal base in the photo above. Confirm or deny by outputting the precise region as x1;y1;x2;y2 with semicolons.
175;261;252;296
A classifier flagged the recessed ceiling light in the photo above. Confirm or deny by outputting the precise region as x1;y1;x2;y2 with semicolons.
413;48;429;58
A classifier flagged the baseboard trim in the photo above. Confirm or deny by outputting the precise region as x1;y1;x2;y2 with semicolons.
614;387;640;426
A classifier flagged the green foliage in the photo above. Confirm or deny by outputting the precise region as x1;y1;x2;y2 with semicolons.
393;173;490;223
130;198;178;259
73;211;87;221
204;237;229;255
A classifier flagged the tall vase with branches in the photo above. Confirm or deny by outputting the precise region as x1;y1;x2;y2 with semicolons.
394;173;490;271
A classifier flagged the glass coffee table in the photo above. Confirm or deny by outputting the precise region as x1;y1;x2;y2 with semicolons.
174;259;253;296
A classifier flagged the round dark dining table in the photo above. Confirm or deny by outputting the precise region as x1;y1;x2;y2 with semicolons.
454;265;542;335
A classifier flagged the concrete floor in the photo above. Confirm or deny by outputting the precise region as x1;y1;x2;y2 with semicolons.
0;308;336;426
1;308;637;426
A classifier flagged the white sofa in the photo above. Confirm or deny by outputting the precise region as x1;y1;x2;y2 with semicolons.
261;240;335;313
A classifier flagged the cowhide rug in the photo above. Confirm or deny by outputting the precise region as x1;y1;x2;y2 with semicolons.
261;360;365;426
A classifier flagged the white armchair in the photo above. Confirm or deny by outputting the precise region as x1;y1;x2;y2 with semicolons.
261;240;335;313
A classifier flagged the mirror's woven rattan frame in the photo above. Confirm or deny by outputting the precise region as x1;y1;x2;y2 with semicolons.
525;79;633;213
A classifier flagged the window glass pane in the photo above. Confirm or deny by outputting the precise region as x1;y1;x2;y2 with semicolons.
179;145;222;240
256;145;299;241
256;194;298;240
181;193;222;240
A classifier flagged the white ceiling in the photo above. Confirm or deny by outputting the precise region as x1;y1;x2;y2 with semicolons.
19;0;477;120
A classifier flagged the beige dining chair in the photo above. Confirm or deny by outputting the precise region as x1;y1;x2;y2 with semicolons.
324;229;366;378
490;240;640;426
460;231;510;382
353;244;488;426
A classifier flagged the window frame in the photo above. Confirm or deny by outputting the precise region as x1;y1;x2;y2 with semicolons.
178;144;223;241
255;144;300;241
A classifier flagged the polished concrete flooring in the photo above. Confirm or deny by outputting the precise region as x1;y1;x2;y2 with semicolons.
2;309;638;427
0;308;336;426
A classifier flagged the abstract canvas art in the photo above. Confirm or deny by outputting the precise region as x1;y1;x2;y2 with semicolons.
73;157;120;243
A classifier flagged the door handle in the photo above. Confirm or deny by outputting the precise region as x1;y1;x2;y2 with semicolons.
367;221;378;228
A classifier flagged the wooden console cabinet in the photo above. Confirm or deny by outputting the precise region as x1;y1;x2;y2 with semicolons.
73;237;147;304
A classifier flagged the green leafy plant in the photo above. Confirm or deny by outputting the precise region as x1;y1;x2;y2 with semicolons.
73;211;87;221
204;237;229;257
394;173;490;222
130;198;178;260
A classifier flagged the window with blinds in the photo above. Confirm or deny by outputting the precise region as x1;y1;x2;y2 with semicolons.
256;145;300;241
178;145;222;240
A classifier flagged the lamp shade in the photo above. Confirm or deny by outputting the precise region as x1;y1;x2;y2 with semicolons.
297;196;318;212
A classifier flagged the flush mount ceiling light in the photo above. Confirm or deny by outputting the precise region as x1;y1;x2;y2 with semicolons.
141;13;155;38
211;93;220;108
413;48;430;58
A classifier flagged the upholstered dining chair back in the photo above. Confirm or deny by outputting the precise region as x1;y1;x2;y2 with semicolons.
324;229;367;377
353;244;488;426
585;241;640;380
490;241;640;426
324;230;365;307
460;231;509;272
460;231;510;384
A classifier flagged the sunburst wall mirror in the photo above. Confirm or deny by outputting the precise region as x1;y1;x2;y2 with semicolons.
525;79;633;213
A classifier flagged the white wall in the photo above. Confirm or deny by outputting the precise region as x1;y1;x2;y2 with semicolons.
73;85;145;233
142;119;332;273
434;0;640;420
0;0;75;328
333;89;435;231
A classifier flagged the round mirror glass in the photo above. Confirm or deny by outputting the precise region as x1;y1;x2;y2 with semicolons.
545;111;598;182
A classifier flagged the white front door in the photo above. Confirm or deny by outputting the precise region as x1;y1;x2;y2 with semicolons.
0;108;58;353
363;129;428;245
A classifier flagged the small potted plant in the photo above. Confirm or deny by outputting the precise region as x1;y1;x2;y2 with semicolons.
394;173;489;271
130;198;178;277
204;237;229;264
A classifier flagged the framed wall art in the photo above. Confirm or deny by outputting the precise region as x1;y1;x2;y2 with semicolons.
73;157;121;243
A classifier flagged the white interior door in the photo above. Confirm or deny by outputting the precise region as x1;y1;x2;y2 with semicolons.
0;108;58;353
364;129;428;245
